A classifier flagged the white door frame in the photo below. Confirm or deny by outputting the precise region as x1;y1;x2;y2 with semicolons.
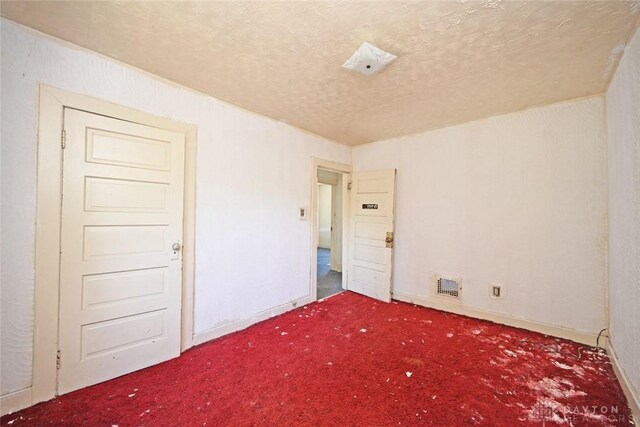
32;85;197;405
310;158;351;301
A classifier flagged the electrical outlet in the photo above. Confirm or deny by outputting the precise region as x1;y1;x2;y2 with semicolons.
491;285;501;298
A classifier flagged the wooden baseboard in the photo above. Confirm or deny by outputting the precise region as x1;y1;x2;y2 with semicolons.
0;387;32;417
192;295;314;346
607;339;640;422
393;291;598;346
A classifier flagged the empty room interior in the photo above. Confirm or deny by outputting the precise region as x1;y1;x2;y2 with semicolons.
1;1;639;425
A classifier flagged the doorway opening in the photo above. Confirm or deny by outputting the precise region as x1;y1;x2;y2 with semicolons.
316;169;345;299
311;159;350;300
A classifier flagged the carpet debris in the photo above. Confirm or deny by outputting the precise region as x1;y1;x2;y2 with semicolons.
0;292;631;427
504;349;518;358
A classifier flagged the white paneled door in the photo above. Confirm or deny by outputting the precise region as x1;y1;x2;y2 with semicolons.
347;169;397;302
58;108;185;394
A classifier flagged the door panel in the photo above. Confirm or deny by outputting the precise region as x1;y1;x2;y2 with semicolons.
82;268;167;308
347;169;396;302
81;310;167;359
86;129;172;171
354;245;386;265
84;177;169;212
355;196;391;217
82;225;169;259
58;108;185;395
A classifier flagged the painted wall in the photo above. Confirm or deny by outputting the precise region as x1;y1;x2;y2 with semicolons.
318;184;332;249
606;27;640;395
352;97;608;335
0;20;350;396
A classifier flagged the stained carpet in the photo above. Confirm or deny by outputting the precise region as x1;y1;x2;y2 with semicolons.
1;292;632;426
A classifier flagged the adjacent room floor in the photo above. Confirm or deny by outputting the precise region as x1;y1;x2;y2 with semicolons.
317;247;342;300
1;292;631;426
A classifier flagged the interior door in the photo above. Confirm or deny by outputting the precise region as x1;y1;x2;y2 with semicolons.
58;108;185;394
347;169;396;302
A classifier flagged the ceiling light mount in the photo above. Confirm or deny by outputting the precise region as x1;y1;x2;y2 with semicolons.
342;42;397;76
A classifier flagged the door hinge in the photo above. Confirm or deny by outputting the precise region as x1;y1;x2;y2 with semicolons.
61;129;66;149
56;350;61;369
347;182;352;190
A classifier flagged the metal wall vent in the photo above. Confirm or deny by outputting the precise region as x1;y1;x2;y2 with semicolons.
435;276;461;299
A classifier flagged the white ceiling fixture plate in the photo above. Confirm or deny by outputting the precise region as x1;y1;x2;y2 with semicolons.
342;42;397;76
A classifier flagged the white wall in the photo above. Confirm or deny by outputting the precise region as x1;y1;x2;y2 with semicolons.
0;20;350;396
606;27;640;395
317;184;332;249
353;97;608;335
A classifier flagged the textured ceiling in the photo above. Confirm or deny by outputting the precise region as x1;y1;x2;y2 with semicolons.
2;1;639;145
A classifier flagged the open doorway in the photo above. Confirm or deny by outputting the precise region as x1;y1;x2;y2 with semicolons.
317;173;342;299
311;159;351;301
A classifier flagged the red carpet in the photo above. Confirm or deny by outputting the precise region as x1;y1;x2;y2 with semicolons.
1;292;633;426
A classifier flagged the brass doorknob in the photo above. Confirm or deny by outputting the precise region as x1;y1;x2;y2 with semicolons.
385;232;394;248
